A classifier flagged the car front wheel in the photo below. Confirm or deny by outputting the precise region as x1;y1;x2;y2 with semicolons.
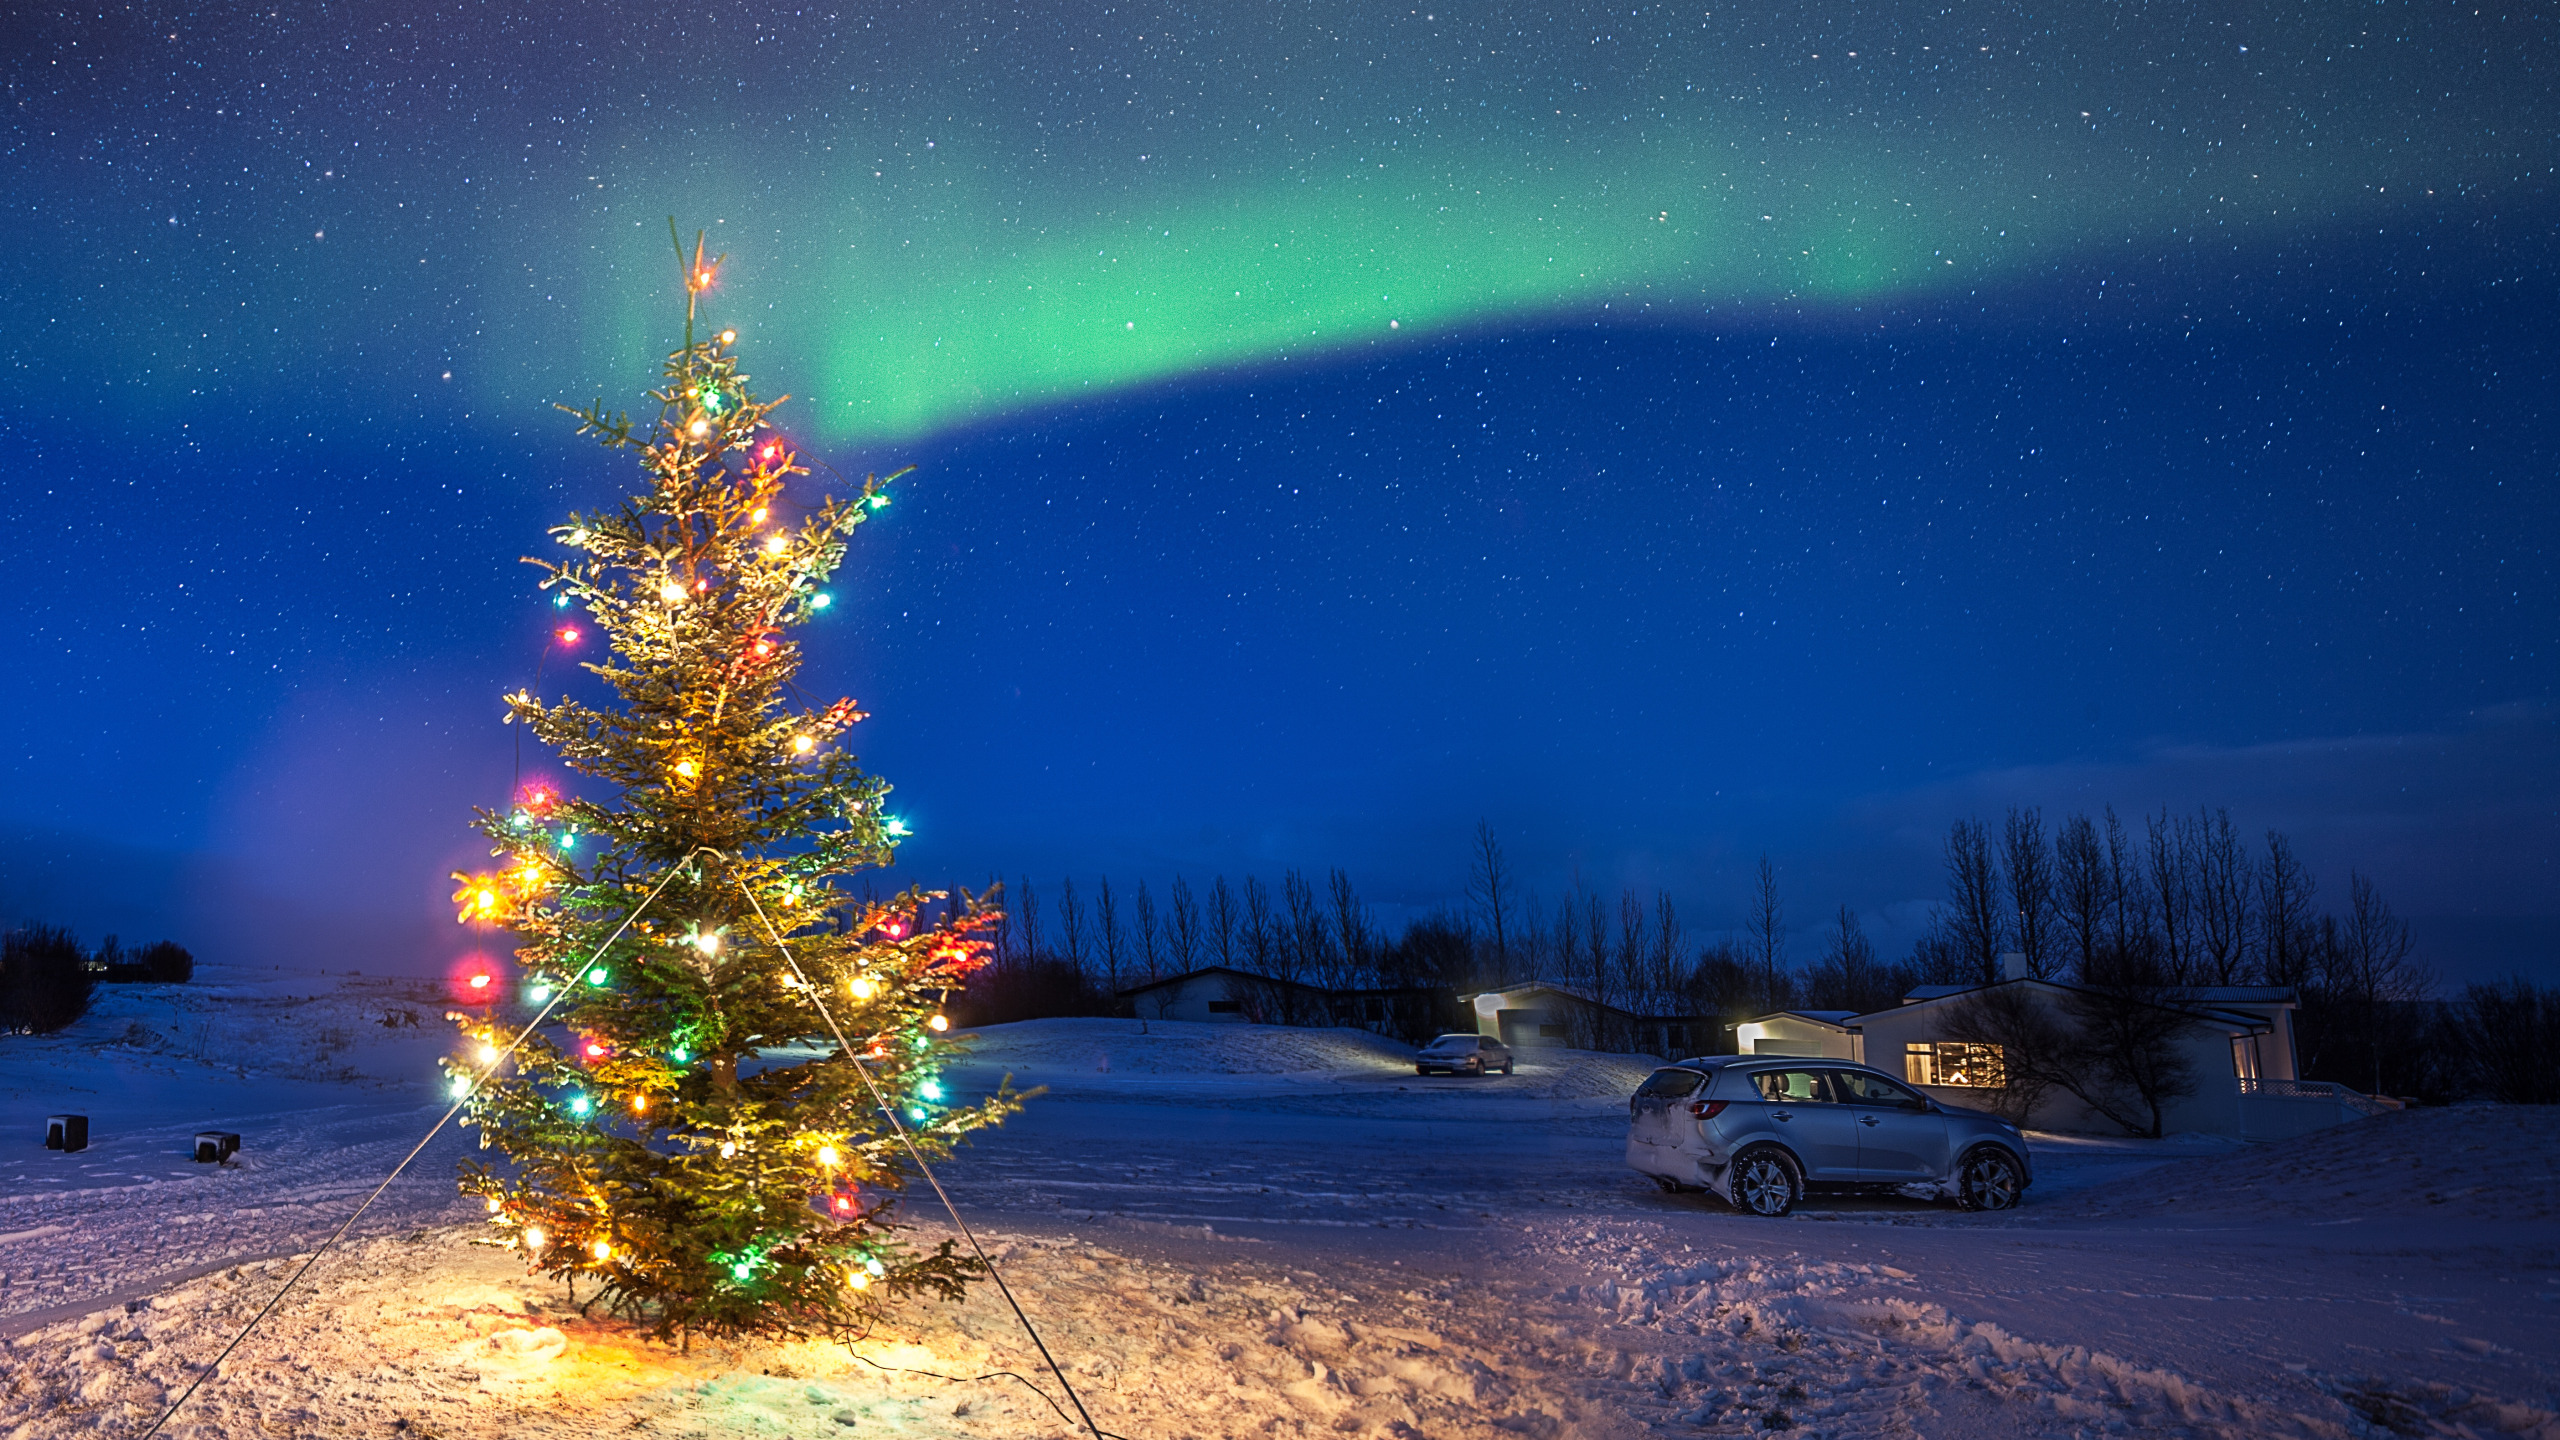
1500;1060;1514;1075
1953;1147;2026;1211
1728;1148;1801;1218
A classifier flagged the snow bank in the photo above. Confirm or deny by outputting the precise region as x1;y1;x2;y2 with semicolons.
2032;1104;2560;1224
949;1017;1420;1075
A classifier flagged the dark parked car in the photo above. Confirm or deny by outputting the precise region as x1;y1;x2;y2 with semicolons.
1415;1033;1514;1075
1625;1056;2031;1216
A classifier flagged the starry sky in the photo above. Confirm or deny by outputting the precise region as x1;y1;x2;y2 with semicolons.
2;0;2553;981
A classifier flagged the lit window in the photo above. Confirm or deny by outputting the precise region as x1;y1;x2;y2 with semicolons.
1906;1041;2006;1088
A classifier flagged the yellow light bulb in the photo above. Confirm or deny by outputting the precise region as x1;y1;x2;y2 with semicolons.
719;330;736;344
850;1271;871;1291
763;535;787;556
693;932;720;956
524;1226;546;1251
720;1141;737;1159
592;1239;612;1261
751;506;768;523
660;582;686;603
817;1145;840;1168
485;1197;502;1214
792;735;815;754
928;1014;950;1033
478;1043;500;1064
689;419;709;437
850;978;876;1000
632;1094;649;1113
674;759;699;780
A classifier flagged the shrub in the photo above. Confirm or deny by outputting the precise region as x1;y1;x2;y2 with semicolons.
137;940;195;984
0;926;99;1034
2463;976;2560;1105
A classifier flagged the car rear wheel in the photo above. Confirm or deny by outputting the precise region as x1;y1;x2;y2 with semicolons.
1728;1148;1801;1218
1954;1147;2025;1211
1500;1060;1514;1075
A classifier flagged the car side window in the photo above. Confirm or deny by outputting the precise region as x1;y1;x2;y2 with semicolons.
1749;1069;1830;1103
1834;1071;1928;1109
1634;1069;1702;1099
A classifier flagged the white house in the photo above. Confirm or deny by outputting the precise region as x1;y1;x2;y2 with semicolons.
1113;966;1323;1024
1457;980;1709;1055
1732;972;2395;1140
1731;1010;1861;1059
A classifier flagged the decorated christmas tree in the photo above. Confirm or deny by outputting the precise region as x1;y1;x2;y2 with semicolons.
444;230;1023;1341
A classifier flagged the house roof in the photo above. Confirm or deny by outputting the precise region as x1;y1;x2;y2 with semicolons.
1457;979;1704;1023
1871;978;2285;1034
1111;965;1328;999
1737;1009;1861;1030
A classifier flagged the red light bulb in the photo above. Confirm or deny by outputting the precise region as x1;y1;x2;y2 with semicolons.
586;1042;605;1058
469;974;491;990
556;627;580;645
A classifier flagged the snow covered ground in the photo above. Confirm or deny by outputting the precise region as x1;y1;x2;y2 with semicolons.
2;988;2555;1438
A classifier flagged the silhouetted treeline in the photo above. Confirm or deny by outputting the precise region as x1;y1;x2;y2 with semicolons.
952;809;2548;1102
0;928;194;1037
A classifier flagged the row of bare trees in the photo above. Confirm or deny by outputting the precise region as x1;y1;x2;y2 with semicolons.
956;807;2512;1102
981;869;1386;995
1907;806;2438;1094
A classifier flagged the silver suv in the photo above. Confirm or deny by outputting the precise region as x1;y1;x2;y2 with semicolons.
1625;1057;2031;1216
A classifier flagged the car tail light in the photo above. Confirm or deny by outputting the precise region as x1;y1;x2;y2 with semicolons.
1688;1099;1727;1119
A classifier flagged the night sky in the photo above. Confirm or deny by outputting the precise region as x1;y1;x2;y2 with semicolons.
3;1;2553;981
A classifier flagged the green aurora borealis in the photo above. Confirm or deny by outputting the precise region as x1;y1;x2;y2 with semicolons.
17;0;2553;440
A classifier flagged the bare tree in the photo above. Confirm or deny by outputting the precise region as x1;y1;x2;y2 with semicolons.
1280;870;1328;990
2144;809;2199;983
1944;979;2199;1137
2462;976;2560;1105
2058;981;2201;1138
1014;876;1043;966
1518;891;1549;981
1803;905;1903;1015
1616;890;1649;1020
1134;879;1163;983
1327;868;1373;990
1242;876;1277;977
2053;812;2108;979
1939;985;2066;1126
2102;807;2151;968
1167;875;1203;974
2254;831;2317;988
2192;807;2255;985
1056;877;1090;980
1942;820;2006;983
1747;856;1788;1011
1467;821;1516;980
2003;807;2059;978
1583;888;1613;1047
1648;892;1686;1012
2325;871;2432;1095
1096;877;1126;995
1207;876;1240;969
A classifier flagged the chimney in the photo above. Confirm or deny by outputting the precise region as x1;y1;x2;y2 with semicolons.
1999;952;2029;982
